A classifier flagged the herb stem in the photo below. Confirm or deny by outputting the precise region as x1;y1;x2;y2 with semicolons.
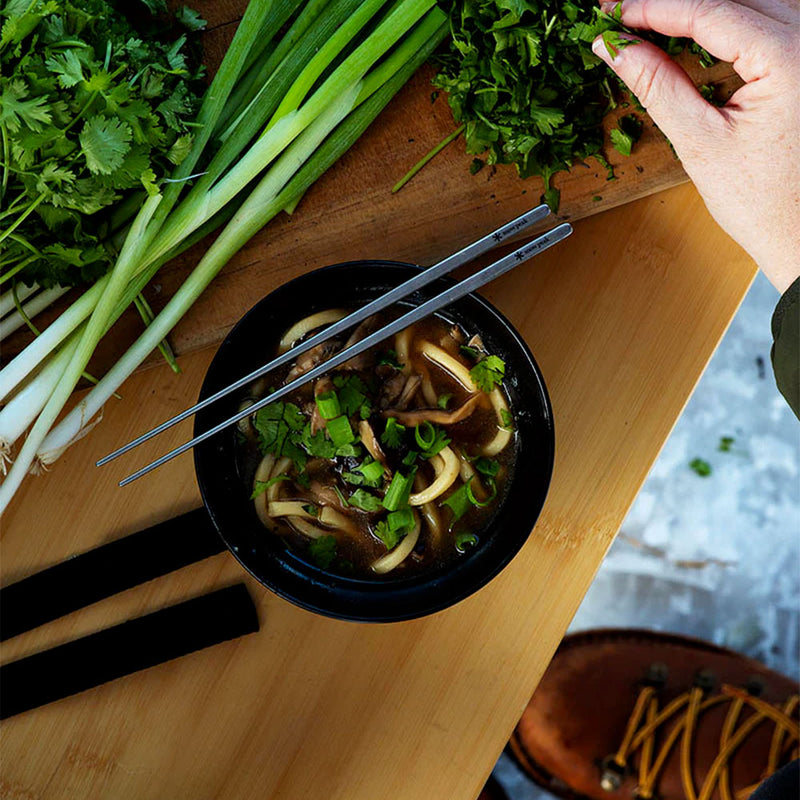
0;194;44;248
392;123;465;194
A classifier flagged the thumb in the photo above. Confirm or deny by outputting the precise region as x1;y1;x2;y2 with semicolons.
592;34;722;152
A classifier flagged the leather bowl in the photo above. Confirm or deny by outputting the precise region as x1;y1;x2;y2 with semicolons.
194;261;554;622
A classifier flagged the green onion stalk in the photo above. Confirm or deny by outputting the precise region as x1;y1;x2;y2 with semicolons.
0;0;447;511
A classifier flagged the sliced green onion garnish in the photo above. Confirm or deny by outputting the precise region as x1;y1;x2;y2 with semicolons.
455;531;478;552
357;459;385;484
402;450;418;467
414;420;436;450
437;393;452;410
441;482;472;524
382;470;414;511
474;457;499;478
466;478;497;508
315;389;341;420
326;414;354;447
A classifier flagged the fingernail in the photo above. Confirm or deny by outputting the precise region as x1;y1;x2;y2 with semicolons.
600;1;619;13
592;32;640;63
592;36;614;64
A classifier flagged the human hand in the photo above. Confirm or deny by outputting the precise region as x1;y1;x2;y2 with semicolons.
591;0;800;293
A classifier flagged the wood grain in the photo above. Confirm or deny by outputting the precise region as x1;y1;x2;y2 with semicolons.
0;182;757;800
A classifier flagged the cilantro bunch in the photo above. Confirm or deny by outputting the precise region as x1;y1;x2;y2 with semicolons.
0;0;205;289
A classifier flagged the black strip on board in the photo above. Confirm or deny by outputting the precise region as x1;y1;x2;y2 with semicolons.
0;583;259;719
0;507;227;641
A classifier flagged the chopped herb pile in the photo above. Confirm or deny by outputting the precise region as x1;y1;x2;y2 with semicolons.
431;0;717;209
0;0;206;288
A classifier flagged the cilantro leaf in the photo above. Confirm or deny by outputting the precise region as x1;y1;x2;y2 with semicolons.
347;489;384;512
470;355;505;393
374;520;402;550
380;417;406;449
308;535;337;569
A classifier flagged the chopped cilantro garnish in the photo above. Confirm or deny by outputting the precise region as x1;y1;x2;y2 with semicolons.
301;424;336;459
469;355;505;393
437;393;453;410
374;520;402;550
333;375;370;417
250;474;290;499
689;458;712;477
308;535;337;569
718;436;735;452
499;408;514;431
381;417;406;449
348;489;384;512
302;504;319;517
377;350;404;369
254;402;308;468
342;471;365;486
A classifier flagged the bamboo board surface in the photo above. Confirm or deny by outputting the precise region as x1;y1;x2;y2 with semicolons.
0;182;757;800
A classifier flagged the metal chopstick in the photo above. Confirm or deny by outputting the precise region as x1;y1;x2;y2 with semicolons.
116;220;572;487
97;204;552;468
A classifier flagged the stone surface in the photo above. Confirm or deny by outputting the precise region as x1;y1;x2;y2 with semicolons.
494;271;800;799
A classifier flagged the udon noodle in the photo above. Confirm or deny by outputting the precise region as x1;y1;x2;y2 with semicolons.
237;309;516;578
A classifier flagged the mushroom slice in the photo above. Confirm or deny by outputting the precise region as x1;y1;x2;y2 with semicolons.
395;374;422;410
358;419;388;467
286;339;341;381
383;394;481;427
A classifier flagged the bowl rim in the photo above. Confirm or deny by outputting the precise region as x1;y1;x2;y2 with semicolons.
194;260;555;622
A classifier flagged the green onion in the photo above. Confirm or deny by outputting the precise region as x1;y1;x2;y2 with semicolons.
466;478;497;508
357;459;385;485
382;470;414;511
0;0;449;510
315;390;341;420
402;450;419;467
455;531;479;552
441;482;472;524
326;415;355;448
414;420;436;450
474;457;499;478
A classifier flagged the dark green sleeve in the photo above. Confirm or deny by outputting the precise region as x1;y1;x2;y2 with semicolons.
771;275;800;420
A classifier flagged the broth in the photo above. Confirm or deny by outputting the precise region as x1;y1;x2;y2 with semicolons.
237;309;516;578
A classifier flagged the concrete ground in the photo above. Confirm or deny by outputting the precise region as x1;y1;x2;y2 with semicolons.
493;270;800;799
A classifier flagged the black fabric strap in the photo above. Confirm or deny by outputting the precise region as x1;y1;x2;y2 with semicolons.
0;507;226;641
0;583;259;719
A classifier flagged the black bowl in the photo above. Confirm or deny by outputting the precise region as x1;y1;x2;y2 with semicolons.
194;261;554;622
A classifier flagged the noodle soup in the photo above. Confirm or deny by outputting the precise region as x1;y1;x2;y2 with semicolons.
237;309;516;578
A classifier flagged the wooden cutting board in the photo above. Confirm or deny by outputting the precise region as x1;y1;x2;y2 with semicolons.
0;2;739;369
